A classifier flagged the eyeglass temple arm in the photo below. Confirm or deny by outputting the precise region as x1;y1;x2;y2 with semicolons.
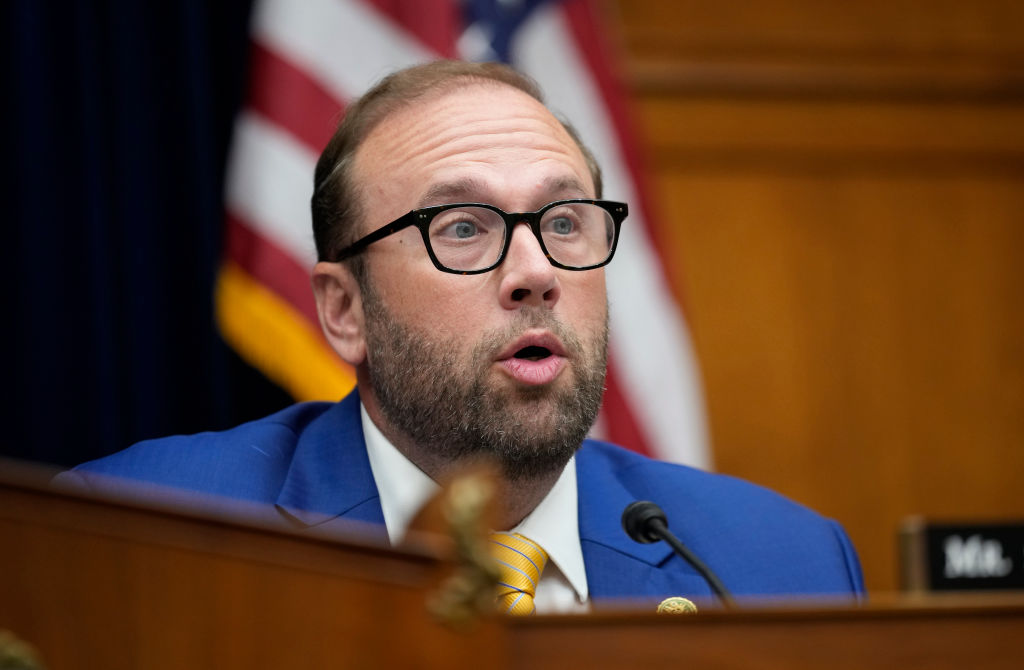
332;212;417;262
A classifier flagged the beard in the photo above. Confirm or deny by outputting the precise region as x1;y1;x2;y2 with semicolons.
361;287;608;483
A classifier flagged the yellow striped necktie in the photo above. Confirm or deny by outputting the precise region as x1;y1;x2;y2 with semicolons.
489;532;549;615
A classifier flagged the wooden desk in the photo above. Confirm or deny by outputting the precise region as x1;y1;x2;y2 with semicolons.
3;461;1022;669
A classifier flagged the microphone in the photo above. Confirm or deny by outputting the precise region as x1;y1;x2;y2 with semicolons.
622;500;735;608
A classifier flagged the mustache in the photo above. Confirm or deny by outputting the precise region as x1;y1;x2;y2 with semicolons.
473;307;584;361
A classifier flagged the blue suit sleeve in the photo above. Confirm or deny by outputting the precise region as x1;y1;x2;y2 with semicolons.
829;520;866;597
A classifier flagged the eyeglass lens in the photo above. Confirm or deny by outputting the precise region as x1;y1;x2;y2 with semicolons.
426;203;615;271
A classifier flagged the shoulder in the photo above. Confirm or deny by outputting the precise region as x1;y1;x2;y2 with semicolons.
578;439;796;512
577;439;836;533
577;440;865;596
58;402;340;501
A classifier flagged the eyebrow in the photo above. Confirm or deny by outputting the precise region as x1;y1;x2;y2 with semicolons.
417;179;487;207
416;176;591;209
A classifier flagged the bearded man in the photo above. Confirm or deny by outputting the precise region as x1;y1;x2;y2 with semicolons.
58;61;864;612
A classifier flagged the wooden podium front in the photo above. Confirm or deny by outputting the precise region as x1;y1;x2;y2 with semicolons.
2;461;1023;669
0;462;504;668
510;597;1024;670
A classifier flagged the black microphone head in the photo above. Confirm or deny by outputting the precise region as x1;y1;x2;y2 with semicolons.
622;500;668;544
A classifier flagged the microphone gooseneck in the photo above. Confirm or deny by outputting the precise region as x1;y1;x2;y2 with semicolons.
621;500;735;608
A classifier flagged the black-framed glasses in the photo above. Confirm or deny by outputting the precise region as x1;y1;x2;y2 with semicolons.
333;199;628;275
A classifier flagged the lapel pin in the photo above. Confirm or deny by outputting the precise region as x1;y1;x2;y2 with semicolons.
657;596;698;614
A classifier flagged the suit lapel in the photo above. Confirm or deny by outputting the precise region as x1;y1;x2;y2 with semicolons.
268;401;713;599
576;442;713;602
274;390;387;539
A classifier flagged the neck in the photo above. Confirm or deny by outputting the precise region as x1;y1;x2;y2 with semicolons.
395;432;566;531
359;385;567;530
480;466;564;531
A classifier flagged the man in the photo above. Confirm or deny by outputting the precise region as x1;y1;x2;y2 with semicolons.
58;61;864;612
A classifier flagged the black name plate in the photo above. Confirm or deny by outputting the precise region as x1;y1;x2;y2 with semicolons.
901;519;1024;592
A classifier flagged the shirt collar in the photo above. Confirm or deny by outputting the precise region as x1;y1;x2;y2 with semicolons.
359;402;588;604
510;455;589;603
360;402;438;545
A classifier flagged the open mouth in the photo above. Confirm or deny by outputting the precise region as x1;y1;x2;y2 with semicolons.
514;345;552;361
500;335;566;385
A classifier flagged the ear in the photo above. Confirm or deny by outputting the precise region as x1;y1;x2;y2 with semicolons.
311;261;367;366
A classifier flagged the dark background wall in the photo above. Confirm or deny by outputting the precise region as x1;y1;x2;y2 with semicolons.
3;0;292;467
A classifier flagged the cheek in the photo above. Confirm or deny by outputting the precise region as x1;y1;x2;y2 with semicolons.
424;284;496;341
373;259;492;335
565;273;608;327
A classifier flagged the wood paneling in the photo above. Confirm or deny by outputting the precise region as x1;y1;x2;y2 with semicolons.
607;0;1024;592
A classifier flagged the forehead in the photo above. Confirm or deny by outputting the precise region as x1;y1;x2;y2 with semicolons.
351;82;594;212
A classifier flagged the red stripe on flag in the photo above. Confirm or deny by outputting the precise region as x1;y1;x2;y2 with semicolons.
601;359;654;458
223;213;320;325
363;0;460;58
246;41;346;154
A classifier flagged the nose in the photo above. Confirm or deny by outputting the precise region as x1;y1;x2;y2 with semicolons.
497;223;560;309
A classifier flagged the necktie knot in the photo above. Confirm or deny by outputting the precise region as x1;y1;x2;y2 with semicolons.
489;532;548;615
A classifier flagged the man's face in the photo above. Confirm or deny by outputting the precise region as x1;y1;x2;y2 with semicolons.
349;82;609;480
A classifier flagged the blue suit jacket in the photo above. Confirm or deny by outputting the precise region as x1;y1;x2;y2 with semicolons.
60;391;864;604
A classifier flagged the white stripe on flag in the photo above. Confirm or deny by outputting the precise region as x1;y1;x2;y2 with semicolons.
225;111;319;267
253;0;435;102
513;5;710;467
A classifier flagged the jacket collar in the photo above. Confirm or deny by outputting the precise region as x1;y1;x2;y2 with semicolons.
576;441;675;567
274;390;386;535
271;397;702;598
576;441;714;602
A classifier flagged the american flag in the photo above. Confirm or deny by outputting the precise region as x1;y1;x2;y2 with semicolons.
216;0;710;467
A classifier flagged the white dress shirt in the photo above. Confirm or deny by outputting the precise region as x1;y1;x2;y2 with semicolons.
360;403;589;613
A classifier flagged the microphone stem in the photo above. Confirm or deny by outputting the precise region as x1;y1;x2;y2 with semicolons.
650;519;735;609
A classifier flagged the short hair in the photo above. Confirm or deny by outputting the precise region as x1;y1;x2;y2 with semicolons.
310;60;603;266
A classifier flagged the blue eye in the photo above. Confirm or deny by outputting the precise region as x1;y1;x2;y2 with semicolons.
453;220;478;238
429;207;502;248
549;217;574;235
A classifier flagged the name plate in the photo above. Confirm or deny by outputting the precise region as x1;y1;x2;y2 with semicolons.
900;518;1024;591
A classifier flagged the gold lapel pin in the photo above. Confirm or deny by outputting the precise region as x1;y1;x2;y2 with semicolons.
656;596;698;614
